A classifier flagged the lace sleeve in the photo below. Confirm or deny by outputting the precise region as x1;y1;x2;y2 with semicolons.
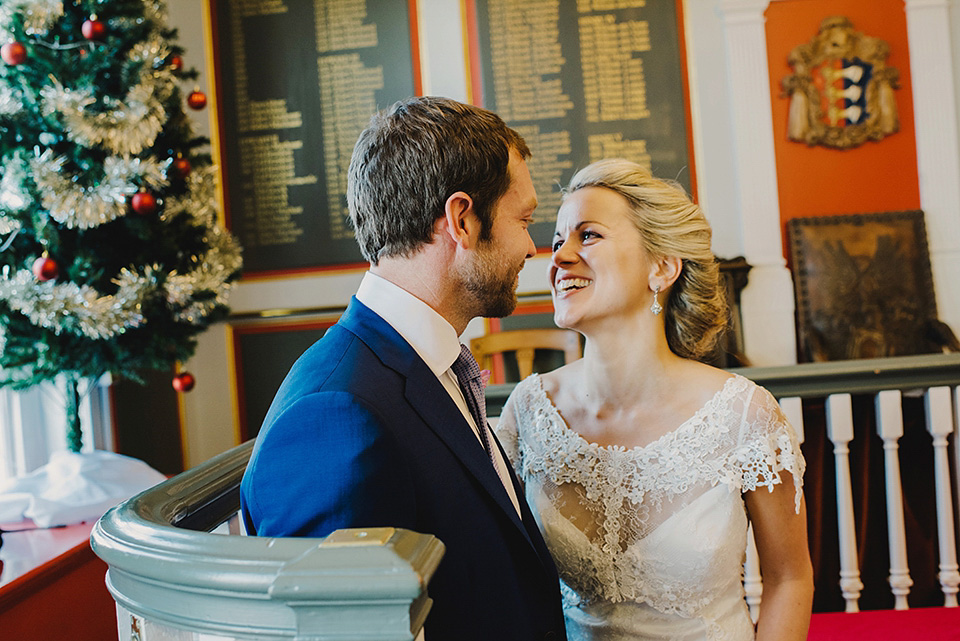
736;382;806;514
491;375;545;477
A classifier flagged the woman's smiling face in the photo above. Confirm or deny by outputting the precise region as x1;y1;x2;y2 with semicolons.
549;186;655;331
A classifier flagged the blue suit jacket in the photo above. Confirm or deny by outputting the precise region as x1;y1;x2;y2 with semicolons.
241;298;566;640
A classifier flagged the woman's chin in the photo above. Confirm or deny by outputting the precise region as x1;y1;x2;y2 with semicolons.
553;313;578;332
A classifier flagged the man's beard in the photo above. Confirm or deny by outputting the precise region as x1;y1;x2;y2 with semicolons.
460;245;522;318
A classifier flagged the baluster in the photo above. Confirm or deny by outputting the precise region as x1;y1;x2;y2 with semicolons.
744;523;761;623
779;396;805;443
927;386;960;606
875;390;912;609
826;393;863;612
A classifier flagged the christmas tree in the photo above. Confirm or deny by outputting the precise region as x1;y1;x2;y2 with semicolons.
0;0;241;452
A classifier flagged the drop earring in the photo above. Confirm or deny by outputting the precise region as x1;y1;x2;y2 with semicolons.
650;285;662;316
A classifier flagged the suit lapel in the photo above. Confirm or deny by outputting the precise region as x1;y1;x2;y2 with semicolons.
402;378;530;529
340;299;537;547
488;427;562;574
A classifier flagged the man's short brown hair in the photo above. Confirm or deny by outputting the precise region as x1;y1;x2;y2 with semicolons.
347;96;530;264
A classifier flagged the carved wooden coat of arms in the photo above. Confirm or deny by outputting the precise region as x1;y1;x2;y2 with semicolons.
781;16;900;149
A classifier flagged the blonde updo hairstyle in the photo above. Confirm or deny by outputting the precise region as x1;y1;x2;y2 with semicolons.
564;159;727;360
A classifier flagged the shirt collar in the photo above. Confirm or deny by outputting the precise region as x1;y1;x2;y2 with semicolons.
356;271;462;376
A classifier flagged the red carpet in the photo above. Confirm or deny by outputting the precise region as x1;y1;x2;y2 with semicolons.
808;607;960;640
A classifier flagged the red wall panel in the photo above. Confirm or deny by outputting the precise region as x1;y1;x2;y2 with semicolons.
765;0;920;261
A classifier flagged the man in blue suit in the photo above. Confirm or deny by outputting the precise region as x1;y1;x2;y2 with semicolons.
241;97;566;640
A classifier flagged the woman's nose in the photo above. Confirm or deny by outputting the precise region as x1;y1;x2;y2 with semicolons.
551;239;576;265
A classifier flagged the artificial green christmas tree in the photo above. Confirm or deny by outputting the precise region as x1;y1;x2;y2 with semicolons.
0;1;241;452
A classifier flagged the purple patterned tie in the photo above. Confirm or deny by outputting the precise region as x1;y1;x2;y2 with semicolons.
451;344;493;459
452;344;522;515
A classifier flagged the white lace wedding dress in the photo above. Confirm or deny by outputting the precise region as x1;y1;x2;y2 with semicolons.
496;374;805;641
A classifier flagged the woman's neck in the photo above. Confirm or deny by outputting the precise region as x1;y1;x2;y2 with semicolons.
576;315;682;410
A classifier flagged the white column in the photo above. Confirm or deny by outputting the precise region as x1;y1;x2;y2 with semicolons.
717;0;797;366
905;0;960;336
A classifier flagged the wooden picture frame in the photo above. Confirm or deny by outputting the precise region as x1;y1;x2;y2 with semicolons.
229;312;341;441
462;0;696;250
787;210;942;362
206;1;422;278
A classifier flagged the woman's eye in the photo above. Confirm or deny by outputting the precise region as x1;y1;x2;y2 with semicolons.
551;239;563;252
581;230;599;241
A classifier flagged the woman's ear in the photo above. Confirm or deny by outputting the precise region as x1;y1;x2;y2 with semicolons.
440;191;479;248
650;255;682;291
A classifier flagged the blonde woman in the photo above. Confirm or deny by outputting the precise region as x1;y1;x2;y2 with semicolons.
496;159;813;641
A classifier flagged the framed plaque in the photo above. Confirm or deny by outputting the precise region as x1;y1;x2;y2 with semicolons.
230;313;341;440
787;210;944;362
208;1;421;277
464;0;695;249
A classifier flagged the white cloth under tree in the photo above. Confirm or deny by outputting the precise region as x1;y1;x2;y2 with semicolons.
496;373;805;641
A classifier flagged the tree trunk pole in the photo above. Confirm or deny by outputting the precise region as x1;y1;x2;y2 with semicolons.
65;375;82;452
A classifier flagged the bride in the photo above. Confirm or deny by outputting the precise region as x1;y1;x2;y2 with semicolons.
496;159;813;640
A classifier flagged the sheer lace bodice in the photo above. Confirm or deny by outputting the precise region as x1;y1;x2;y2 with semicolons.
496;374;805;641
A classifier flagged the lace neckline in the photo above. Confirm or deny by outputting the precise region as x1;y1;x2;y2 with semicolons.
527;373;743;456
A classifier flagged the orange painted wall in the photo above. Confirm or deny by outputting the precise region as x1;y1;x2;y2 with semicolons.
765;0;920;261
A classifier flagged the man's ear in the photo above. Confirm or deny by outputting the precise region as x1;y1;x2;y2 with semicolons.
441;191;481;248
650;255;682;290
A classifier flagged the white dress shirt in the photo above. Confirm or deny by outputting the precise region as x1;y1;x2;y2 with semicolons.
356;272;522;517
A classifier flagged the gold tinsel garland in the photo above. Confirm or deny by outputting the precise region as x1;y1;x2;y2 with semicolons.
0;266;154;339
0;84;20;116
0;0;168;38
0;0;63;38
30;151;170;229
40;36;176;156
165;226;242;324
7;156;242;333
160;166;218;226
0;0;241;342
160;167;242;323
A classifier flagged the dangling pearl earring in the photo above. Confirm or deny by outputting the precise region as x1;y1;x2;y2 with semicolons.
650;285;663;316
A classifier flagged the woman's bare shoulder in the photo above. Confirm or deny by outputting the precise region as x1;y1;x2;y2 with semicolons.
670;359;736;407
537;359;582;402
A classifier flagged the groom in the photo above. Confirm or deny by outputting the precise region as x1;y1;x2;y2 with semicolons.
240;96;566;640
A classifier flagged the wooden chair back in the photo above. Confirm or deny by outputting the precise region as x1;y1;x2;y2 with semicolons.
470;329;582;381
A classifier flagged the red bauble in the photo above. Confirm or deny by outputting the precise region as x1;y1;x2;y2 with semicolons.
32;255;59;282
172;372;196;392
1;42;27;65
130;191;158;215
186;89;207;110
81;16;106;40
169;55;183;72
171;157;191;178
